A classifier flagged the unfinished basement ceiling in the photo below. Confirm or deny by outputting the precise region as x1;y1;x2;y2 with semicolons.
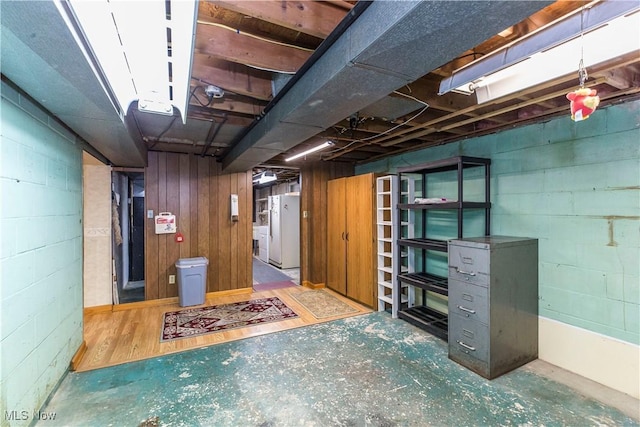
2;1;639;182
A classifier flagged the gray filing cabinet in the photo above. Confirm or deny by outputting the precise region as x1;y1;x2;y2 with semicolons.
448;236;538;379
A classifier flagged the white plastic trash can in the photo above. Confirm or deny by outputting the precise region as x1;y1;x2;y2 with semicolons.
175;257;208;307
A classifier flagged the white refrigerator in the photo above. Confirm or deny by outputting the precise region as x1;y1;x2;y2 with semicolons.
268;194;300;269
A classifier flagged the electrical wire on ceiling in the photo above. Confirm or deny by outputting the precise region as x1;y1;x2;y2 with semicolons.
322;101;430;158
190;85;219;107
190;77;272;112
147;116;179;150
453;51;485;62
196;20;315;51
157;116;178;139
332;125;349;135
192;77;245;97
393;90;429;107
245;64;296;75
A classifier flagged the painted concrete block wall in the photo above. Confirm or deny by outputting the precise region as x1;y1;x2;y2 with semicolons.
358;101;639;345
1;87;83;425
358;101;640;395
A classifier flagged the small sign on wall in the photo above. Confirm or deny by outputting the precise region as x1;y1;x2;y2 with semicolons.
155;212;177;234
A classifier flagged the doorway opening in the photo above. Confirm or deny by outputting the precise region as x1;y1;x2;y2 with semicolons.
252;173;301;289
112;169;145;304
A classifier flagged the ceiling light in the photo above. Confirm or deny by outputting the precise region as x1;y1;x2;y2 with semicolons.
439;2;640;103
55;0;198;123
253;171;277;185
205;85;224;100
285;141;335;162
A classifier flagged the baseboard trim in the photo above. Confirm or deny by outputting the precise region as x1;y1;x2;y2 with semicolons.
110;288;254;312
112;297;178;311
84;304;113;316
70;340;87;371
212;287;254;297
539;317;640;399
302;281;325;289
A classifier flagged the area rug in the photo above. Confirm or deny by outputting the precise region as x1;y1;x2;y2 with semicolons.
290;289;359;319
253;280;298;292
161;297;298;342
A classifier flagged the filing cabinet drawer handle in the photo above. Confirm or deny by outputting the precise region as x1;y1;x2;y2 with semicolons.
457;305;476;314
456;267;476;276
457;340;476;351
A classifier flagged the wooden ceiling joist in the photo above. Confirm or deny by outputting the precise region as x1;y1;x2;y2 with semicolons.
183;0;637;170
384;78;608;147
191;56;274;101
204;0;348;39
188;87;267;116
195;22;312;73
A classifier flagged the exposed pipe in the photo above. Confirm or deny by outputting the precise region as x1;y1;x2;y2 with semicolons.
201;114;227;157
146;115;178;150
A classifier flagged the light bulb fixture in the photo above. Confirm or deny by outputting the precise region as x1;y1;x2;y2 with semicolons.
205;85;224;101
438;1;639;104
55;0;198;124
565;5;600;122
252;171;277;185
285;141;335;162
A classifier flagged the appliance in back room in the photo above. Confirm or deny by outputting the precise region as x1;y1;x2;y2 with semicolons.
257;225;269;263
268;194;300;269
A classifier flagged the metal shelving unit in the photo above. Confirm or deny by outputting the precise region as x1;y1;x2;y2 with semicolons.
396;156;491;341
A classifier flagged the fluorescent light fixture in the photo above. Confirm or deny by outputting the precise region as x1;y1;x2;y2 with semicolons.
285;141;335;162
55;0;197;123
439;1;640;103
253;171;277;185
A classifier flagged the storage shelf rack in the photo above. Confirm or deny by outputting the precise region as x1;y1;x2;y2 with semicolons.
395;156;491;341
376;175;412;318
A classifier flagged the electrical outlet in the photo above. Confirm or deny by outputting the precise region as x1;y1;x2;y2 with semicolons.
169;274;176;284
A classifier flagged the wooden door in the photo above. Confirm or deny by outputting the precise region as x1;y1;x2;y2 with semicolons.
326;178;347;294
345;173;376;307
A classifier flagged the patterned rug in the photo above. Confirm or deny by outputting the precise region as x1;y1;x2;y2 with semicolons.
290;289;359;319
161;297;298;342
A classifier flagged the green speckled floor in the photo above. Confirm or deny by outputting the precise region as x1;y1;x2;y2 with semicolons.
39;312;638;426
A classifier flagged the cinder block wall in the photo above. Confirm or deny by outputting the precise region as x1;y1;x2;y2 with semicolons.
358;101;639;396
359;101;639;345
1;83;84;425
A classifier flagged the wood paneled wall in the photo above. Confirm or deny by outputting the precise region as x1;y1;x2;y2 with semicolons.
145;152;253;300
299;161;353;287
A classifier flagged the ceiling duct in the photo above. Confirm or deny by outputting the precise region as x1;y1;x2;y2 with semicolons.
221;0;553;173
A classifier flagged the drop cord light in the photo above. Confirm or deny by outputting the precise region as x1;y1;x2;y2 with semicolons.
566;5;600;122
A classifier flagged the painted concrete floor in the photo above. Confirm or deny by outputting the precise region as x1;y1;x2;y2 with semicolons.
39;312;638;427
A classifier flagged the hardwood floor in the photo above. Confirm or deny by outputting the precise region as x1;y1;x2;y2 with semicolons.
77;286;371;372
